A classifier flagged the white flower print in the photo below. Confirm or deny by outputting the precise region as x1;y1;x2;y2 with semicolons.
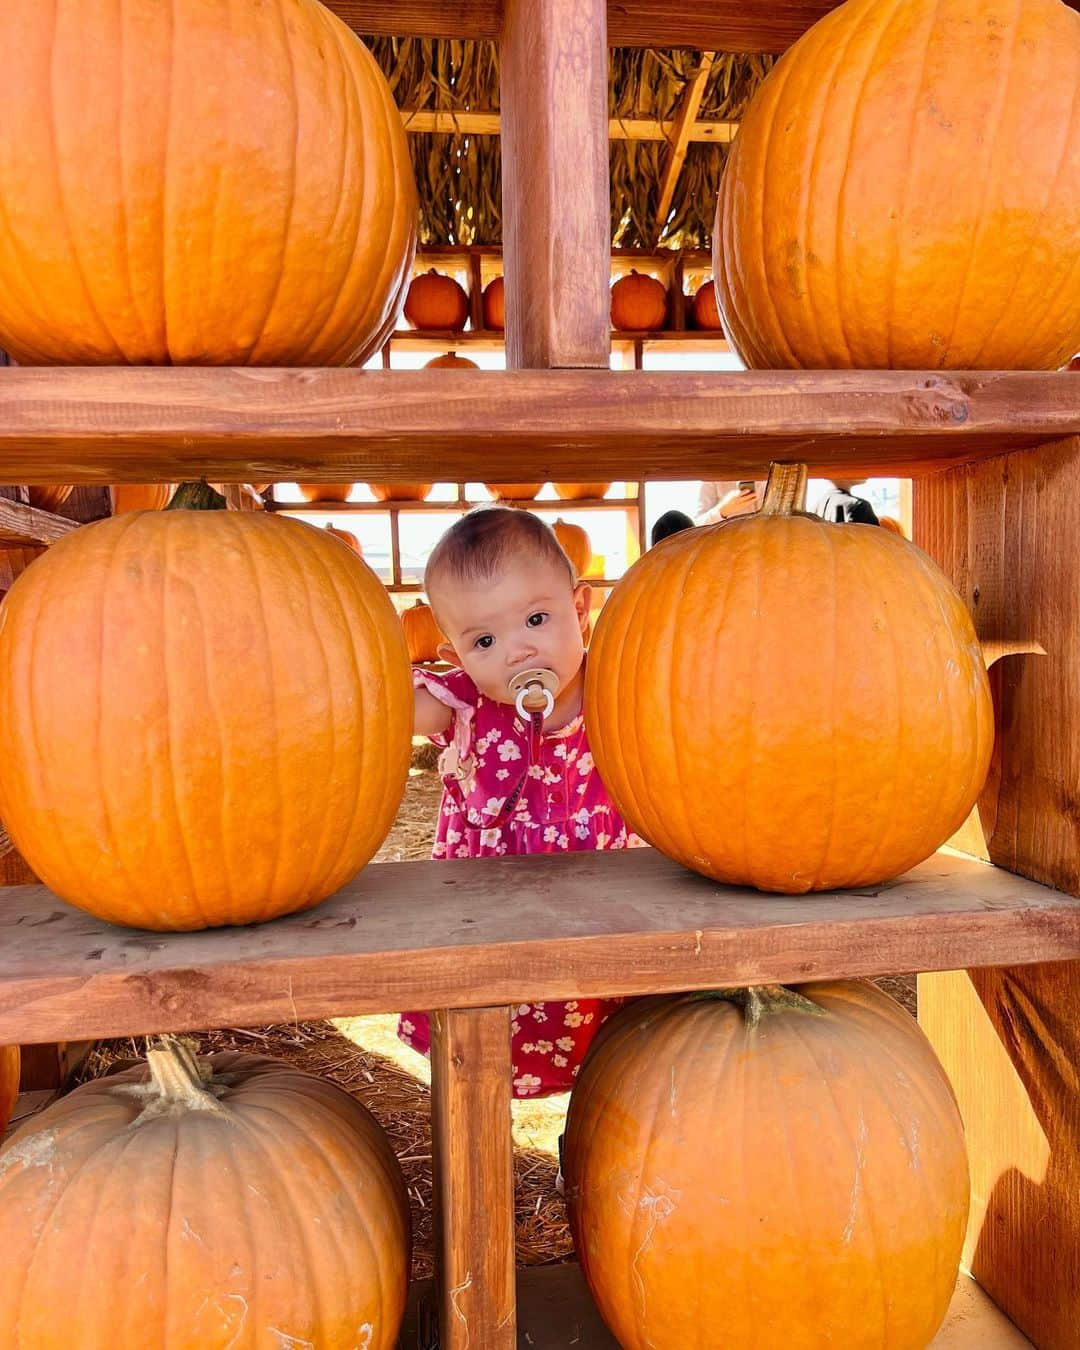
565;1011;584;1027
479;827;501;848
498;739;522;762
595;832;611;848
583;1013;594;1024
514;1073;543;1095
574;807;590;825
495;768;510;781
532;1009;548;1023
445;828;462;845
475;734;493;754
521;1042;536;1055
433;842;447;857
534;1040;554;1055
518;1004;532;1016
565;1001;579;1011
556;1037;574;1052
483;796;505;816
564;746;578;765
543;767;561;785
528;764;545;780
455;844;471;858
543;825;559;844
400;1019;415;1037
557;833;569;848
574;824;590;840
577;752;594;774
553;1054;568;1068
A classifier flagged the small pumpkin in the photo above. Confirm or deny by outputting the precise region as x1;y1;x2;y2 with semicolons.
690;280;724;331
586;463;994;892
485;483;543;500
401;599;446;664
0;1045;19;1136
110;483;175;513
565;980;969;1350
878;515;906;537
297;484;354;503
482;275;505;330
424;351;479;369
369;484;433;502
0;508;411;930
0;1039;410;1348
552;518;593;579
27;485;74;513
404;269;469;331
610;270;667;332
326;523;363;556
554;483;610;501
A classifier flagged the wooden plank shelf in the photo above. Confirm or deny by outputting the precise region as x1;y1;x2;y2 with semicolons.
270;497;639;511
389;327;732;344
0;497;80;547
0;368;1077;483
1;849;1077;1047
396;1263;1033;1349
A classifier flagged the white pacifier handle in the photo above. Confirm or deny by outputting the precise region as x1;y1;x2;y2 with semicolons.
509;667;558;722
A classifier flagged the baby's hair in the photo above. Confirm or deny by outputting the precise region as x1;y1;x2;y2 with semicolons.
425;505;576;593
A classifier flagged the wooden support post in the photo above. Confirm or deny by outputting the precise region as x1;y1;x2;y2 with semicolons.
500;0;610;369
914;435;1080;1349
430;1005;516;1350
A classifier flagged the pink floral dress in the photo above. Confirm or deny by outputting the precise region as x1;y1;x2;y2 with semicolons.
399;666;643;1097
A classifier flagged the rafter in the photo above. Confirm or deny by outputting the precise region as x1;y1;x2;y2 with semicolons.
400;108;738;143
654;52;716;242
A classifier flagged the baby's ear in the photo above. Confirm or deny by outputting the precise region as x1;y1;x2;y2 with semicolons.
573;581;592;633
436;641;460;666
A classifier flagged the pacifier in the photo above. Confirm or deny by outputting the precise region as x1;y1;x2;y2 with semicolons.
508;667;559;722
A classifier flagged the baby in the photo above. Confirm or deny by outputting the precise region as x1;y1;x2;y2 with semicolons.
398;505;642;1098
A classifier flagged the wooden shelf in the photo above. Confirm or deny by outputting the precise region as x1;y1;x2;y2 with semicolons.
389;327;731;344
271;497;638;511
397;1262;1033;1348
0;497;79;547
1;848;1077;1047
0;368;1076;482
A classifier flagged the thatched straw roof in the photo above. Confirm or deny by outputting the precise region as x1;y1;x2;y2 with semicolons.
366;38;773;249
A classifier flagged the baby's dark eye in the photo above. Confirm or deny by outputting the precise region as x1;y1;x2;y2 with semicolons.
526;612;548;628
474;634;495;650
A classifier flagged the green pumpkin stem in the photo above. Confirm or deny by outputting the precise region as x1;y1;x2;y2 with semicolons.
166;480;229;512
759;463;808;516
692;984;826;1029
144;1035;227;1111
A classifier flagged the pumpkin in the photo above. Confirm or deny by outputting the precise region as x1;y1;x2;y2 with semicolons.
27;485;74;513
326;523;363;556
297;483;354;503
552;518;593;579
878;515;906;537
690;279;723;331
0;1;416;367
0;1044;18;1136
610;270;667;332
401;600;446;664
565;980;969;1350
714;0;1080;370
554;483;610;501
0;509;411;929
586;464;994;892
1067;355;1080;371
404;269;469;331
0;1039;410;1348
482;275;505;330
485;483;543;500
424;351;479;369
110;483;174;513
370;484;433;502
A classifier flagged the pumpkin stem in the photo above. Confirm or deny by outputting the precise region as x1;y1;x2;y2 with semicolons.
166;481;229;512
759;463;808;516
143;1036;228;1113
695;984;826;1029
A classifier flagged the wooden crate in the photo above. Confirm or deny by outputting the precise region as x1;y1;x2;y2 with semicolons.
0;2;1078;1348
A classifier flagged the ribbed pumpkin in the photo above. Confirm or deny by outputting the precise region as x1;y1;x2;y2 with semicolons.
0;509;411;929
297;483;354;503
554;483;610;501
370;484;433;502
0;1;416;367
690;279;723;331
0;1045;19;1135
404;270;469;331
424;351;479;369
610;271;667;332
565;981;970;1350
482;275;505;330
485;483;543;500
27;485;73;513
326;522;363;556
586;465;994;892
714;0;1080;370
0;1039;410;1348
402;600;446;664
110;483;174;513
552;519;593;579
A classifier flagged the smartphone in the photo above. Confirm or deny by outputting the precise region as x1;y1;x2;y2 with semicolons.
737;480;756;493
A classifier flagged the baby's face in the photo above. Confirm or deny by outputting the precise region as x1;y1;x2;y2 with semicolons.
430;554;590;706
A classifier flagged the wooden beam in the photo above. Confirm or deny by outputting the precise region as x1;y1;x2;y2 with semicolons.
0;498;80;547
654;53;716;242
0;369;1076;482
400;107;739;144
0;849;1078;1046
501;0;610;368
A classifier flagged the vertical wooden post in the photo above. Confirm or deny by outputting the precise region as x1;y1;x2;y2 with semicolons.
430;1005;516;1350
500;0;611;369
914;435;1080;1349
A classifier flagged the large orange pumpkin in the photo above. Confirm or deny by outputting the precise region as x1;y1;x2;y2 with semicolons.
482;275;505;330
0;1045;19;1136
27;486;74;513
714;0;1080;370
485;483;543;500
690;279;723;331
0;1039;410;1348
552;518;593;579
401;599;446;664
0;1;416;367
586;465;994;892
554;483;610;501
297;483;354;503
610;271;667;332
326;522;363;556
110;483;174;513
404;270;469;331
0;510;411;929
370;484;433;502
424;351;479;369
565;981;969;1350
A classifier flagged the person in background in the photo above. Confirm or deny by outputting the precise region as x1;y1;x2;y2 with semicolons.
695;479;764;524
650;509;694;547
815;480;880;525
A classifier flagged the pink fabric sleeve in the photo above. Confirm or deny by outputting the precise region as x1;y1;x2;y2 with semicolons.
412;666;478;757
